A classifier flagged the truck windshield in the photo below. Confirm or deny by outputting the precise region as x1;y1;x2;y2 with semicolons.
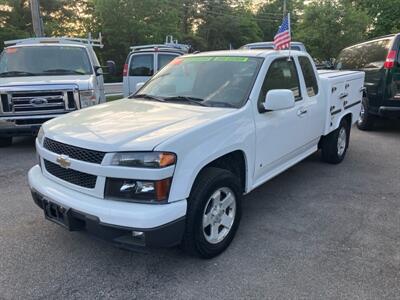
0;46;93;77
135;56;263;108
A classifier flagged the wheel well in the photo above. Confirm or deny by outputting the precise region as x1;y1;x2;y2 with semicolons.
200;151;247;193
343;113;352;128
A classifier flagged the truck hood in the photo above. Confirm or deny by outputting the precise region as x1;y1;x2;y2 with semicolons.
0;75;91;90
43;98;234;152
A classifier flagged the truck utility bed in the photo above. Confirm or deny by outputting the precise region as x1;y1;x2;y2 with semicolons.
318;70;365;135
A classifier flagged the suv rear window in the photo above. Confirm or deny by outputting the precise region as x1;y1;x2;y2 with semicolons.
129;54;154;76
336;38;392;70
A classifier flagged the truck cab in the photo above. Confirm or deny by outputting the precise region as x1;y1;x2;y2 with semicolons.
0;35;115;147
123;36;190;97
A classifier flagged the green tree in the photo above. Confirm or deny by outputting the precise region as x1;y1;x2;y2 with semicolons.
353;0;400;37
296;0;370;60
256;0;304;41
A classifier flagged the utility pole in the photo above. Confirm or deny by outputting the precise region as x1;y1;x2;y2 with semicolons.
30;0;44;37
283;0;287;17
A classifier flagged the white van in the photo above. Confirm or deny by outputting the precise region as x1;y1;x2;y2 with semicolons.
122;37;190;97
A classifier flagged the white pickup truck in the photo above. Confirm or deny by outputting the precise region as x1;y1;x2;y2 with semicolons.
28;50;364;258
0;36;115;147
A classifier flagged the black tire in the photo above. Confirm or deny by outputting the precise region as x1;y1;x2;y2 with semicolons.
0;137;12;147
321;118;350;164
357;97;375;131
181;167;242;259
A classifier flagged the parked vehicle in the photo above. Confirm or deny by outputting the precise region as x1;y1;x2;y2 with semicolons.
123;36;190;97
336;34;400;130
0;34;116;147
241;41;307;52
28;50;364;258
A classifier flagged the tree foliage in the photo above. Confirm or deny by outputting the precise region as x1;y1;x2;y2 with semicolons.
0;0;395;73
296;0;370;60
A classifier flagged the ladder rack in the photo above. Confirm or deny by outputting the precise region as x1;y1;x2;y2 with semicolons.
5;33;104;48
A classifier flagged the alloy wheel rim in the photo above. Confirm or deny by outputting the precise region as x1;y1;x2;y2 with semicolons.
337;127;347;156
202;187;236;244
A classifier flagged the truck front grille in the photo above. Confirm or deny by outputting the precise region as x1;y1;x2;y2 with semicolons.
10;91;67;113
43;138;106;164
44;159;97;189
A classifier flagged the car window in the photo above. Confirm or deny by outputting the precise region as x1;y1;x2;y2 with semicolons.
299;56;319;97
158;54;179;70
0;46;93;76
258;58;301;111
129;54;154;76
336;38;392;70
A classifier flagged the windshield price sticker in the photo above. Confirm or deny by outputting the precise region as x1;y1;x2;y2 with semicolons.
5;48;18;54
184;56;249;63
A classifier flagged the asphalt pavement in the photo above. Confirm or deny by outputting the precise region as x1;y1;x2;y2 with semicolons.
1;120;399;299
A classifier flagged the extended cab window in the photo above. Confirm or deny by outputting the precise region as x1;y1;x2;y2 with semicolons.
299;56;319;97
258;58;301;110
129;54;154;76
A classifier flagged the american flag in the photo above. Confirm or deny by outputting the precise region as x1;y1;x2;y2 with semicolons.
274;14;291;50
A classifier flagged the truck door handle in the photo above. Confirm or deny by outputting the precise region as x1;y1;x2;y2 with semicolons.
339;92;349;99
297;108;308;116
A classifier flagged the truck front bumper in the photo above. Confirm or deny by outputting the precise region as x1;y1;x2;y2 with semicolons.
0;114;61;137
28;165;187;249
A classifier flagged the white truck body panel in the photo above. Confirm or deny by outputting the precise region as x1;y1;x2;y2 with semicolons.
28;50;365;246
318;70;365;135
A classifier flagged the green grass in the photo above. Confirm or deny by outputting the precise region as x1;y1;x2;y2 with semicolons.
106;95;123;102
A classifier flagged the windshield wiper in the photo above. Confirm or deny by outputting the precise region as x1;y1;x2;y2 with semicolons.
130;93;165;102
164;96;208;106
42;69;87;75
0;71;37;77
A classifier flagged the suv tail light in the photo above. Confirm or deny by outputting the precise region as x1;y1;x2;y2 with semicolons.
384;50;397;69
123;63;128;76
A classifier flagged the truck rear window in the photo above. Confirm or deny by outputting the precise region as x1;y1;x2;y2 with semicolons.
0;46;93;77
336;38;392;70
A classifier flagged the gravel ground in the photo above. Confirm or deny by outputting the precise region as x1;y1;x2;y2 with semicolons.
0;120;399;299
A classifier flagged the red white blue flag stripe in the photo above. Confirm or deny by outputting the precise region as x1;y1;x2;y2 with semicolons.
274;14;291;50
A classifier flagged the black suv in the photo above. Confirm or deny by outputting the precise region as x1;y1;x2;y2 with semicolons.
336;34;400;130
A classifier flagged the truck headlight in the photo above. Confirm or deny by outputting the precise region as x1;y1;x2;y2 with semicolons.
110;152;176;168
37;126;44;146
79;90;96;108
105;177;171;202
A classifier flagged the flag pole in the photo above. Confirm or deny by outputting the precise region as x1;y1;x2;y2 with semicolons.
288;13;291;61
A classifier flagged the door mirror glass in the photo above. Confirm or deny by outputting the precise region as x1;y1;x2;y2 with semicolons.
136;82;145;91
263;89;295;112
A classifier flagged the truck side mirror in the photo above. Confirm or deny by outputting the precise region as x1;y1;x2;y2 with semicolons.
263;89;295;112
95;60;116;76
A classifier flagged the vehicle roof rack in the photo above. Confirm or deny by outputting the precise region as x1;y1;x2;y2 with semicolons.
4;33;104;48
130;35;190;53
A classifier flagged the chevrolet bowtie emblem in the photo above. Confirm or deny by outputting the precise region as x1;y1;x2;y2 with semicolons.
56;155;71;169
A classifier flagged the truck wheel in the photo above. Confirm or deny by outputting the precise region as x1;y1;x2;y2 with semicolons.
357;98;375;130
321;119;350;164
182;167;242;258
0;137;12;147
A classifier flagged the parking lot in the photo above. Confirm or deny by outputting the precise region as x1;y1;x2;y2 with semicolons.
0;121;399;299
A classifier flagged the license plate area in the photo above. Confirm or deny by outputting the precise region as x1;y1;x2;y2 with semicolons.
43;200;84;231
